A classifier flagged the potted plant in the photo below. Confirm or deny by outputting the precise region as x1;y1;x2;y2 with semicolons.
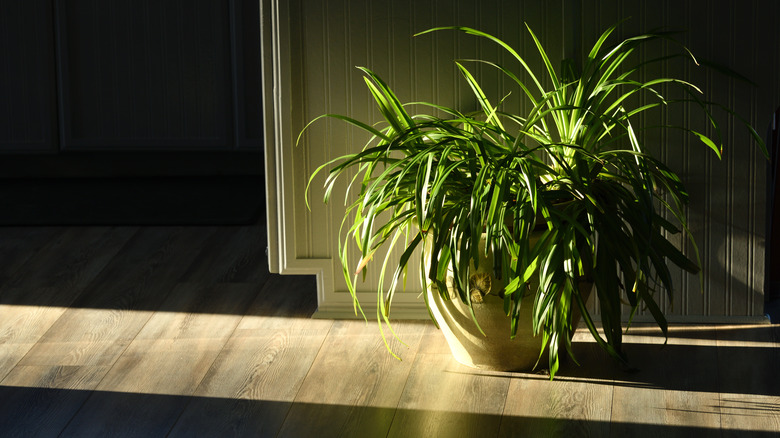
299;22;767;377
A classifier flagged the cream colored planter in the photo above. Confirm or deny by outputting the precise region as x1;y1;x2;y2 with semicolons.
424;234;590;372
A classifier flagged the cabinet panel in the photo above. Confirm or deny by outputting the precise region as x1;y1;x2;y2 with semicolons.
0;0;58;152
235;0;263;149
57;0;234;150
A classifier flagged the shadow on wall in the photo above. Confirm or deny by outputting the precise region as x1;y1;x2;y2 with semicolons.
768;107;780;322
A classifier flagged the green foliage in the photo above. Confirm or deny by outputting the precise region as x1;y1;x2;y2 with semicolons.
300;22;766;378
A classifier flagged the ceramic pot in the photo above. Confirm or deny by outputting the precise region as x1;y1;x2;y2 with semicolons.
424;233;591;371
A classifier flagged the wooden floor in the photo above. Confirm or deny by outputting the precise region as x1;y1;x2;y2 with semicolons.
0;224;778;437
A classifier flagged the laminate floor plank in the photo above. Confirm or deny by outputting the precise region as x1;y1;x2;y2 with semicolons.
164;273;326;437
0;365;110;438
388;345;510;438
168;325;332;437
134;282;261;343
716;324;780;437
236;274;319;327
0;226;62;282
64;227;218;310
57;339;224;438
0;224;777;437
0;293;70;381
607;325;722;437
500;371;612;437
277;320;427;438
0;226;138;297
178;224;270;285
56;282;259;437
0;227;220;437
18;227;217;368
0;227;138;379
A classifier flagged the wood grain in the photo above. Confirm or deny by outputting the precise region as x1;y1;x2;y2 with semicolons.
607;325;721;437
500;373;612;437
236;274;319;328
0;297;69;380
0;365;110;437
57;339;222;437
276;320;427;438
168;325;331;437
716;325;780;436
18;227;216;367
0;227;137;378
58;283;258;437
0;226;137;295
0;227;61;281
178;224;270;285
388;350;510;438
0;224;777;437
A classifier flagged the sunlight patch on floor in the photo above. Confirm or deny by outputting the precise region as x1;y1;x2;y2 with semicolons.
1;304;778;434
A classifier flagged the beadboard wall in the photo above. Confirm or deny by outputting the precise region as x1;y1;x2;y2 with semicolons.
263;0;780;321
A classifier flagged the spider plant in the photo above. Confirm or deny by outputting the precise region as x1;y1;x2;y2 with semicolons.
300;22;767;378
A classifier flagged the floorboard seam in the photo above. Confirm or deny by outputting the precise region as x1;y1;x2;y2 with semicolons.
275;320;336;438
54;306;159;436
162;312;248;437
162;232;279;437
0;227;137;390
714;325;726;435
382;327;429;438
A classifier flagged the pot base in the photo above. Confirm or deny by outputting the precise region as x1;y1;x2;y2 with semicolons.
423;234;591;372
427;280;593;372
427;287;544;372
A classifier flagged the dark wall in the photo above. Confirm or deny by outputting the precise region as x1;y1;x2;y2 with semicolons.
0;0;263;177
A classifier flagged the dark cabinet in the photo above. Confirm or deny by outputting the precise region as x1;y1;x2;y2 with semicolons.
0;0;262;153
0;0;58;152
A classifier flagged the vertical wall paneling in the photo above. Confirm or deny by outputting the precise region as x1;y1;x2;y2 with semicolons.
583;0;776;321
268;0;567;318
265;0;780;321
0;1;58;152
